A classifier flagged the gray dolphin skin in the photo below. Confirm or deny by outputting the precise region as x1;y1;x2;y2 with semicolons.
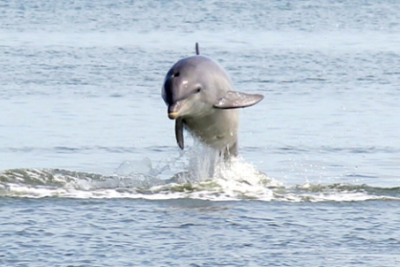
162;43;264;159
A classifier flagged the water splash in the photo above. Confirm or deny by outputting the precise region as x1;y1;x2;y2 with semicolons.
1;143;399;201
1;157;399;201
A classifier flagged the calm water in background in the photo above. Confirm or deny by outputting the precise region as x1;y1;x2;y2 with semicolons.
1;0;400;266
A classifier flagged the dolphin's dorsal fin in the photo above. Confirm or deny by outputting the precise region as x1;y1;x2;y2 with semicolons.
195;42;200;55
213;91;264;109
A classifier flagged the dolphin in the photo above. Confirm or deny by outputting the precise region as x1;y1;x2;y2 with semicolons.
162;43;263;159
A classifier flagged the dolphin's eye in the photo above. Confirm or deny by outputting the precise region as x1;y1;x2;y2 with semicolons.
173;72;180;77
196;87;201;93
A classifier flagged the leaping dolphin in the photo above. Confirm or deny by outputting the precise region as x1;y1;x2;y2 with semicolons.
162;43;263;159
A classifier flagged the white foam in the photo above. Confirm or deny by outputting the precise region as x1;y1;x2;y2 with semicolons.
1;158;399;201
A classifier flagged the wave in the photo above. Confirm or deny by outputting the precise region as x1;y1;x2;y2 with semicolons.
1;158;399;202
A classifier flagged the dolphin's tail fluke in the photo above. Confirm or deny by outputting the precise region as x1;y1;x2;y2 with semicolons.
195;42;200;55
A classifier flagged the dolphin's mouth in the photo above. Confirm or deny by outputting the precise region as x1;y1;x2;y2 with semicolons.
168;112;179;119
167;100;187;120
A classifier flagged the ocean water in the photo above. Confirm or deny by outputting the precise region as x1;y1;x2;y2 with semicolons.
1;0;400;266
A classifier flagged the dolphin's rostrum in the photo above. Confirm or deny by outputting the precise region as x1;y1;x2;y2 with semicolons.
162;43;263;158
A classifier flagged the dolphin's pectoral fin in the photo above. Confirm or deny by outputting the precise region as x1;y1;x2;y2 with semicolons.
175;118;184;150
213;91;264;109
